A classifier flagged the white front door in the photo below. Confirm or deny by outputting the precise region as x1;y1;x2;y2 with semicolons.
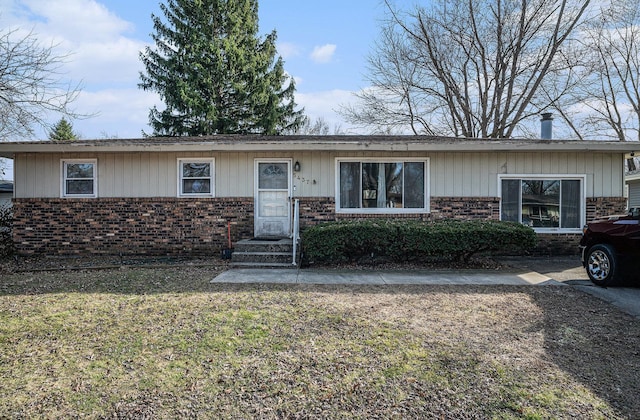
254;159;292;238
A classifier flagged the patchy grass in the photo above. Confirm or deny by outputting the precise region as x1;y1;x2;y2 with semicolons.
0;264;639;418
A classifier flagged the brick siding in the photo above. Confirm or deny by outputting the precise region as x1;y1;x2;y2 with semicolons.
299;197;500;224
534;233;584;256
11;196;628;256
429;197;501;220
586;197;627;221
12;198;254;256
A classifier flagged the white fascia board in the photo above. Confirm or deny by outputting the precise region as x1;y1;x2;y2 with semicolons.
0;137;638;156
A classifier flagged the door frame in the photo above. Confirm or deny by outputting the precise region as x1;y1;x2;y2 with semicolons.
254;158;293;238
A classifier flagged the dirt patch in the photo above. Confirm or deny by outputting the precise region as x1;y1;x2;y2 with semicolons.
0;254;227;274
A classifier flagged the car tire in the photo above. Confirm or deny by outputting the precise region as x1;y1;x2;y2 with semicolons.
585;244;620;287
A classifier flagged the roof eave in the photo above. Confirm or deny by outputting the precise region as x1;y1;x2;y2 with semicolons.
0;137;638;156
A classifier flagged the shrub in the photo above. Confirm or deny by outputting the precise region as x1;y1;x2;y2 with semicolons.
301;219;537;265
0;205;14;257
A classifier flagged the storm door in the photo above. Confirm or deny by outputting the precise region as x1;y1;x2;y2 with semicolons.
254;160;292;238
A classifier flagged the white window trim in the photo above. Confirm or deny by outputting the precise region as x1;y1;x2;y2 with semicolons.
335;157;430;214
498;174;587;233
177;158;215;197
60;159;98;198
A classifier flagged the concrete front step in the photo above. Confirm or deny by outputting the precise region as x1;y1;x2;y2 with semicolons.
230;261;297;269
234;238;293;253
232;251;293;264
231;238;296;268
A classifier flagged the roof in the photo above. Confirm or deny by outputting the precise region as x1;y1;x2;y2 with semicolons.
0;135;638;158
626;170;640;182
0;182;13;193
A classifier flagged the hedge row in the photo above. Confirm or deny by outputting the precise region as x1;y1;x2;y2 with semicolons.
301;219;537;265
0;206;13;257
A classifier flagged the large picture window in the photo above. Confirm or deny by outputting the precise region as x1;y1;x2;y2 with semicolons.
61;159;97;197
500;176;584;231
178;159;214;197
337;159;429;213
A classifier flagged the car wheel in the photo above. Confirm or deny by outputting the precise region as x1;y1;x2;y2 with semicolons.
586;244;620;287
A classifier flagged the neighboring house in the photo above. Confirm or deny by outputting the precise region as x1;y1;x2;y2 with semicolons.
0;181;12;208
0;135;635;256
627;170;640;209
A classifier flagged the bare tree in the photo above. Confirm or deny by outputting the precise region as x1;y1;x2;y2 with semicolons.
0;28;83;141
292;116;344;135
568;0;640;171
577;1;640;142
342;0;591;138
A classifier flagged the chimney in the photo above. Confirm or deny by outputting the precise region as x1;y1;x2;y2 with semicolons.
541;113;553;140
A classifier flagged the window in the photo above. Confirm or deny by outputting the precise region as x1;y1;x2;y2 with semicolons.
178;159;214;197
500;176;584;231
62;160;97;197
336;159;429;212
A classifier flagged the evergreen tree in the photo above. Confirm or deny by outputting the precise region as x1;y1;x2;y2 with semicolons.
139;0;304;136
48;117;78;141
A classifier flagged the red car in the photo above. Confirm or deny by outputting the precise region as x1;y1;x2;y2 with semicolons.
580;208;640;286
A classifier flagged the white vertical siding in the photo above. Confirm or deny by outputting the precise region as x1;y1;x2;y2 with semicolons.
291;151;333;197
12;150;625;199
15;154;59;198
217;152;253;196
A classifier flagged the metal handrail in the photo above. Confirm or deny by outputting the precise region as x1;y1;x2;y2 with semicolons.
292;199;300;266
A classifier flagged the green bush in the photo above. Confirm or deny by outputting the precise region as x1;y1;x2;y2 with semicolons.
0;205;13;257
301;219;537;265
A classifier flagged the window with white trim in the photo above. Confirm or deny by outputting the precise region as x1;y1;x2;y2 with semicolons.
500;176;585;231
62;159;97;197
336;159;429;213
178;159;215;197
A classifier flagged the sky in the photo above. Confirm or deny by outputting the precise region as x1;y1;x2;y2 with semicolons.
0;0;404;141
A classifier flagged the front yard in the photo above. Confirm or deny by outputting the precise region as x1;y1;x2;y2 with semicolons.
0;262;639;418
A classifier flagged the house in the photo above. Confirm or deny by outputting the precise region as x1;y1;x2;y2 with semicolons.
0;135;635;256
627;170;640;209
0;181;12;208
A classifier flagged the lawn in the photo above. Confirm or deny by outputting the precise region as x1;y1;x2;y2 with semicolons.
1;263;639;418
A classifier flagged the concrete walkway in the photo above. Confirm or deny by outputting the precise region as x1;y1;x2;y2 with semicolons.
213;268;561;285
212;256;580;286
212;256;640;319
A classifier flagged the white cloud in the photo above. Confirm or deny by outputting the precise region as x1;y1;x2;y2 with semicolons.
1;0;147;86
310;44;336;64
67;37;147;85
0;0;155;139
18;0;133;42
277;42;301;59
73;88;159;139
72;87;364;139
296;89;361;133
291;75;304;87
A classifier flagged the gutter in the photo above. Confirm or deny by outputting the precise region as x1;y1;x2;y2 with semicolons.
0;136;638;158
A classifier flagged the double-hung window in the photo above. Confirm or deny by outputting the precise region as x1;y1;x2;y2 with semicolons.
500;175;585;232
61;159;97;197
178;159;215;197
336;158;429;213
